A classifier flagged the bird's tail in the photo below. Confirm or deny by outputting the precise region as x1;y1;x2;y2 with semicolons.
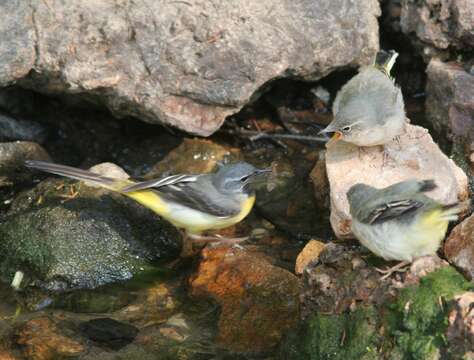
374;50;398;76
439;200;471;221
25;160;132;191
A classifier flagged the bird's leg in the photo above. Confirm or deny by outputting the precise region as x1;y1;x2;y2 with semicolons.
375;261;410;280
187;233;249;248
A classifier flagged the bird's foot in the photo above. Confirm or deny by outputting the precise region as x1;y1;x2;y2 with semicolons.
180;233;249;257
375;261;410;280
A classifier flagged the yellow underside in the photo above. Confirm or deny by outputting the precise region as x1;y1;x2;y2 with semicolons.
123;186;256;234
414;208;449;250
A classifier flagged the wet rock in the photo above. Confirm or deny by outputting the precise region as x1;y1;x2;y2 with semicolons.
0;111;48;143
426;60;474;144
16;317;85;360
447;292;474;358
400;0;474;59
0;174;181;291
444;213;474;280
1;0;380;135
80;318;139;350
295;240;326;275
326;124;469;238
247;148;329;238
281;244;474;359
0;141;51;187
189;247;300;355
146;138;240;179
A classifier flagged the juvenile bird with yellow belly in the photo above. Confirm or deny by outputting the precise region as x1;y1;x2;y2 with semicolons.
347;179;468;278
25;160;270;255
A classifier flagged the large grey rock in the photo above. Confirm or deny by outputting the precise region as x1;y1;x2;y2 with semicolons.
0;173;181;291
426;60;474;143
0;0;380;135
400;0;474;58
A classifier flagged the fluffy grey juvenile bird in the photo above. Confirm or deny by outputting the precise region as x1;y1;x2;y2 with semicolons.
321;50;405;146
347;179;467;278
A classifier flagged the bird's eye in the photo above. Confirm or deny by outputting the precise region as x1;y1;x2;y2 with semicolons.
342;126;351;132
240;176;249;183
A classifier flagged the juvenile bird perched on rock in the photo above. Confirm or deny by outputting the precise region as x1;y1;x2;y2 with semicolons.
320;50;405;147
25;160;270;255
347;179;468;278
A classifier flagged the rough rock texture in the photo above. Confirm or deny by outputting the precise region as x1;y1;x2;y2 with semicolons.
0;174;181;291
189;247;300;355
426;60;474;142
0;0;380;135
0;141;51;186
444;213;474;280
325;124;469;238
280;243;474;359
400;0;474;58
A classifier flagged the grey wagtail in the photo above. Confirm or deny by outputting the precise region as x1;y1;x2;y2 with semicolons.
25;160;270;254
320;50;405;147
347;179;468;279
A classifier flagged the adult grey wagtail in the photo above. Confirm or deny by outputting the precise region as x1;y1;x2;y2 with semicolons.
25;160;270;255
320;50;406;147
347;179;467;278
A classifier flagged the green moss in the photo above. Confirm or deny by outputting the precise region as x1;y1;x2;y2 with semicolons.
278;306;380;360
384;266;473;360
279;266;473;360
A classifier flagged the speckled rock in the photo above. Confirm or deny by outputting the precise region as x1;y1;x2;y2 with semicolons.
0;141;51;187
325;124;469;238
0;0;380;135
0;174;181;291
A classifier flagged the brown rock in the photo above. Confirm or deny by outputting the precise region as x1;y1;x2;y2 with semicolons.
325;124;468;238
295;240;326;275
16;317;84;360
426;60;474;143
146;138;240;179
189;247;300;354
444;213;474;280
0;0;380;135
447;292;474;357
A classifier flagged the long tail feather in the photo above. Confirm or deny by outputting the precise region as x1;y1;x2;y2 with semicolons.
439;200;471;221
25;160;123;189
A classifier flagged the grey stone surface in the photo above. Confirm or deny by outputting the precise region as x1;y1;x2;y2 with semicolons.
426;59;474;142
0;0;380;135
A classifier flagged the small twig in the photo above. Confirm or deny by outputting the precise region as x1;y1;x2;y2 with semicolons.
223;128;328;143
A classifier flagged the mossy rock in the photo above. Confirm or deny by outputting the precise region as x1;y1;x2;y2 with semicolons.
279;266;474;360
0;179;181;291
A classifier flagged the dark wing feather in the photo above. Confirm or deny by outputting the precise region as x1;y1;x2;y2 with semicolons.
122;174;199;193
365;199;424;225
156;183;239;218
